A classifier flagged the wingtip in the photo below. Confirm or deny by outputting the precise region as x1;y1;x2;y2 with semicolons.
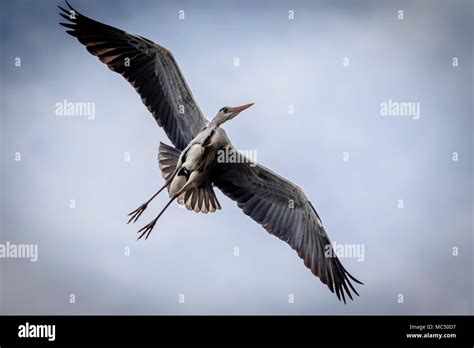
348;272;364;285
59;12;71;21
340;290;346;304
65;0;80;16
65;0;73;10
57;4;68;13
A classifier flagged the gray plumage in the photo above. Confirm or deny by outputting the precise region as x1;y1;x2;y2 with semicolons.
212;148;362;302
59;1;206;150
59;1;362;303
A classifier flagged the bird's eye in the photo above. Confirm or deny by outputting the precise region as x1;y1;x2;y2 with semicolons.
220;107;228;113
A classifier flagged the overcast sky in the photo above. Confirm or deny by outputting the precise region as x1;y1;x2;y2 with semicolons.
0;0;472;314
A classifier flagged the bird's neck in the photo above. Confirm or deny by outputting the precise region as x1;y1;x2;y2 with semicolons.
211;114;226;128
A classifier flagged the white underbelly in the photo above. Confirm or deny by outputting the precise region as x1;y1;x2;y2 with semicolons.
183;144;204;170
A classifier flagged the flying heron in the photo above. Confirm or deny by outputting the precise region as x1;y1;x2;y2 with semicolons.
59;1;363;303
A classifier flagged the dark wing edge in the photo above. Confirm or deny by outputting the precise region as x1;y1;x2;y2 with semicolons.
211;147;363;303
58;1;208;150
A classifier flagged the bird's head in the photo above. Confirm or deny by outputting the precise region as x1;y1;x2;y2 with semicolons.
212;103;254;127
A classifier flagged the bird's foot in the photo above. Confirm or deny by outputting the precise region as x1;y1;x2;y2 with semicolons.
137;219;157;240
127;203;147;224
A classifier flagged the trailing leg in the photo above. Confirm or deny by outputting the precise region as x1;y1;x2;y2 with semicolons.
137;181;192;240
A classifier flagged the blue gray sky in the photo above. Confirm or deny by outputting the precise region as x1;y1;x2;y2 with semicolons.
0;0;472;314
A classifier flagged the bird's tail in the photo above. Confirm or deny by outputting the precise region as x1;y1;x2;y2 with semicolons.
158;142;221;214
158;142;182;182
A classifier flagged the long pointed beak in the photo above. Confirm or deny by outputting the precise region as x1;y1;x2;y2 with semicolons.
230;103;254;114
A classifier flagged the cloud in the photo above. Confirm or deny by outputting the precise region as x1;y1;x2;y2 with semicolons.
0;0;472;314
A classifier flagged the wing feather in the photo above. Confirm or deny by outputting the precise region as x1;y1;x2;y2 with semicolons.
212;146;363;303
59;1;207;150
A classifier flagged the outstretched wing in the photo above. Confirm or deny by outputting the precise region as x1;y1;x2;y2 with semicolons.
212;147;363;303
59;1;208;150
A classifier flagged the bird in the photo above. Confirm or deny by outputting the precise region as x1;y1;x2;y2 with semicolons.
59;1;363;303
